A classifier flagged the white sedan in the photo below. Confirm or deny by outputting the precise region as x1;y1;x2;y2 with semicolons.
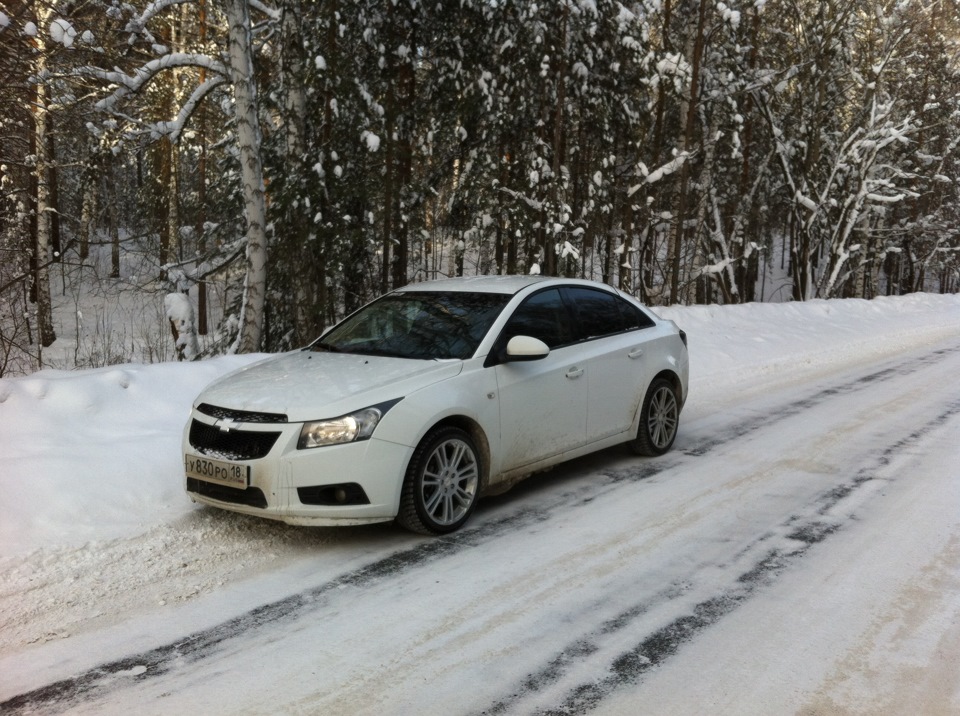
183;276;689;534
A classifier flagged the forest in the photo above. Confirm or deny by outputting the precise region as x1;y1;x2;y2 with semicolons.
1;0;958;376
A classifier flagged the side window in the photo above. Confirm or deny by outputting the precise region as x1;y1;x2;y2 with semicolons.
501;289;574;349
618;298;656;331
567;287;654;340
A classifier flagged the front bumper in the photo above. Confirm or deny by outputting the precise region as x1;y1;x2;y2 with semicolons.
183;409;413;526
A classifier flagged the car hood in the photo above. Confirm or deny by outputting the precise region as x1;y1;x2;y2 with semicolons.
196;350;463;422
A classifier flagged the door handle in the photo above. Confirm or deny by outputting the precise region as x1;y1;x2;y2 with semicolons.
565;367;584;379
628;348;644;359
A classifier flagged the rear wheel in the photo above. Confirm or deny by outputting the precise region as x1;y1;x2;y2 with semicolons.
397;427;481;535
630;378;679;456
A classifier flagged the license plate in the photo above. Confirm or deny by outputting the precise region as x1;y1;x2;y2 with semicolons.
185;454;249;488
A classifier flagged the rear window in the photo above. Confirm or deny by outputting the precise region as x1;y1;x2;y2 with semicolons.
566;287;654;340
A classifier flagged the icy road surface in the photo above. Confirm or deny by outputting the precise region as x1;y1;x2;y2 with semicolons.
1;295;959;714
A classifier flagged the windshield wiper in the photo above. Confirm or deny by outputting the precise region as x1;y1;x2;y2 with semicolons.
310;341;341;353
354;347;404;358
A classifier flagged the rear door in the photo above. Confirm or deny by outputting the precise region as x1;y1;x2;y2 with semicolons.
562;287;656;444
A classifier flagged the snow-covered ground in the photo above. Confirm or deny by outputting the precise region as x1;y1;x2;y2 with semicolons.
1;292;959;714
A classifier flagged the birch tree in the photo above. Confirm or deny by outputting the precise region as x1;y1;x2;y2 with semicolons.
30;4;58;347
75;0;274;352
224;0;268;351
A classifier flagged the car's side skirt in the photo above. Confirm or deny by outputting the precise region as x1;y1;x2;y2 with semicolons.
488;429;636;491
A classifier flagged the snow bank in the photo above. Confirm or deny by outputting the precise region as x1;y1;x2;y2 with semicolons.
0;355;263;557
658;293;960;402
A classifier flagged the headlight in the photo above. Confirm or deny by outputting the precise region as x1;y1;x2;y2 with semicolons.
297;399;401;449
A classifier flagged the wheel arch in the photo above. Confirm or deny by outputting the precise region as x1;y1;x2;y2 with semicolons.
415;415;492;491
396;417;489;534
652;368;684;410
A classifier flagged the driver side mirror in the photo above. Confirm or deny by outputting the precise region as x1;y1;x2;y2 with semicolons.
503;335;550;362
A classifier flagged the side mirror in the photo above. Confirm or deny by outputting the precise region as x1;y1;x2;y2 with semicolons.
504;335;550;362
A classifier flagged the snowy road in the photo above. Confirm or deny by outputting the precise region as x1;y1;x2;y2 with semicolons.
3;325;959;714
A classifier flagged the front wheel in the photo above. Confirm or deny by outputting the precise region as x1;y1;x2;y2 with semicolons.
397;427;481;535
630;378;679;456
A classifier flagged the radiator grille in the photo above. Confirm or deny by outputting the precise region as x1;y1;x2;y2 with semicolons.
197;403;288;424
189;420;281;460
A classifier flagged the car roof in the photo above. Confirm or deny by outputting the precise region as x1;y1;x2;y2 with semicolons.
393;275;549;294
392;275;622;295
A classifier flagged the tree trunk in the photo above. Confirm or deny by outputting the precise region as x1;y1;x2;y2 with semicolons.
735;7;762;303
315;0;338;332
196;0;209;335
79;168;97;261
31;16;56;348
280;0;314;342
108;159;121;279
196;127;209;334
382;96;395;293
226;0;269;353
544;2;570;279
651;0;674;170
669;0;708;305
158;137;172;272
46;116;61;263
168;140;180;264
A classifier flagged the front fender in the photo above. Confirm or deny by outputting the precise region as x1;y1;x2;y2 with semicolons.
372;357;502;473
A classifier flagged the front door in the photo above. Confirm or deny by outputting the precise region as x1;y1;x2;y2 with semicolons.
493;288;588;470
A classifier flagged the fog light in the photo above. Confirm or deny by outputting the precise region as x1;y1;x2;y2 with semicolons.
297;483;371;506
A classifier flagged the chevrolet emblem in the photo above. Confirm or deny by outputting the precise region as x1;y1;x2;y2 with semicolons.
216;417;239;432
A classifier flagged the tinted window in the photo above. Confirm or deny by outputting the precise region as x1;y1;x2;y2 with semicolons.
500;289;574;349
314;291;510;360
613;296;655;331
566;287;654;340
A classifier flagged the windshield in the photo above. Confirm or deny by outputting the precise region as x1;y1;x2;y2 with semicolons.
311;291;511;360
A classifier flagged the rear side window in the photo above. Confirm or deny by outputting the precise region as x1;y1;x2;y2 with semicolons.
566;287;654;340
500;288;575;349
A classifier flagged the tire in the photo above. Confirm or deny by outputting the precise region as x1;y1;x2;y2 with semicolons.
397;427;481;535
630;378;679;457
